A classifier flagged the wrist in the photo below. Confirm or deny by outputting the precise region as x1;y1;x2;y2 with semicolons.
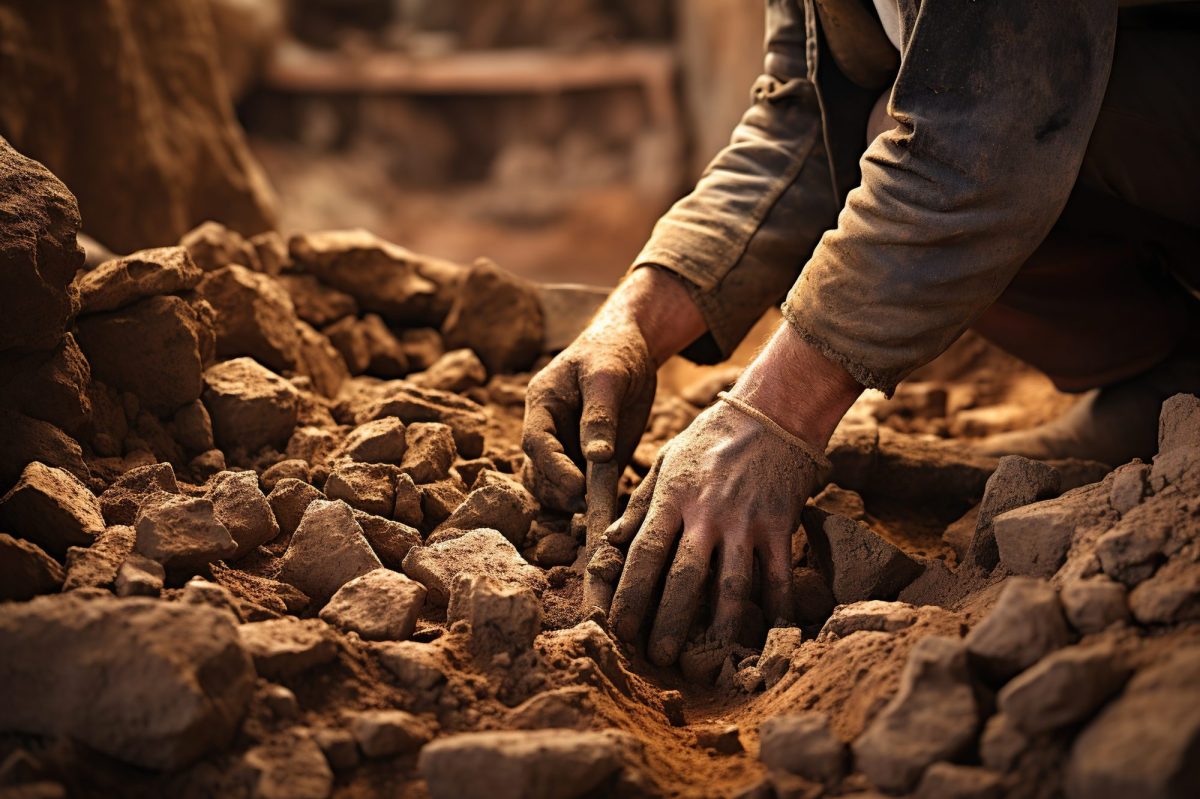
730;322;862;449
598;265;706;367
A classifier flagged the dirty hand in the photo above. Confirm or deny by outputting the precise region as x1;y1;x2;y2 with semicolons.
523;267;705;512
606;323;862;666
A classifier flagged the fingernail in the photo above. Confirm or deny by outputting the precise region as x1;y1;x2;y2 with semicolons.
584;440;614;461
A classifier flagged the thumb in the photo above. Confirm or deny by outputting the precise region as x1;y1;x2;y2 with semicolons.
579;368;623;462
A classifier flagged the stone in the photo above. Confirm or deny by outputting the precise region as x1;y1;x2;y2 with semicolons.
349;710;433;758
238;617;338;677
967;455;1060;570
277;499;382;602
992;496;1080;579
1060;577;1130;634
75;246;202;314
418;729;622;799
979;713;1028;772
410;348;487;393
1094;520;1167;587
534;533;577;567
181;220;259;273
506;687;595;731
207;470;280;558
324;461;400;516
197;265;301;372
759;712;847;784
457;457;497;489
0;534;63;601
1128;558;1200;625
403;528;547;606
442;258;544;374
294;320;349;399
801;508;922;604
312;728;359;771
792;565;837;627
0;137;82;352
277;273;356;327
400;422;456;484
203;357;300;453
812;483;867;521
1109;461;1150;515
62;524;136;591
260;459;310;492
1065;647;1200;799
0;333;92;436
819;600;918;639
392;472;423;527
360;313;409;377
0;461;104;558
180;577;242;618
340;418;407;464
375;641;448;691
449;575;542;657
242;732;333;799
358;382;487;458
760;627;804;688
190;448;227;480
319;568;426;641
852;636;979;793
418;480;467;530
965;577;1071;684
0;594;254;769
694;724;743;755
115;553;166;597
0;410;88;488
997;641;1130;734
210;561;310;616
439;478;537;546
323;316;370;375
249;231;289;276
914;763;1003;799
170;400;216;453
399;327;445;370
266;478;324;537
1157;393;1200;454
134;493;236;575
352;511;421;569
76;294;215;415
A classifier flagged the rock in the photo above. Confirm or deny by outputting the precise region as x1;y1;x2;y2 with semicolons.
375;641;448;691
1094;520;1167;587
801;508;922;604
294;319;349;399
288;229;462;327
323;316;370;375
0;534;63;601
694;724;743;755
181;220;259;272
759;627;803;688
203;357;299;453
75;246;202;314
1109;461;1150;515
534;533;577;567
992;495;1081;579
403;528;546;606
349;710;433;758
0;594;254;769
207;471;279;558
439;478;537;546
400;422;456;484
812;484;867;521
0;410;88;488
76;294;215;415
358;382;487;458
360;314;409;377
852;636;979;793
180;577;242;618
170;399;216;453
392;472;423;527
967;455;1060;570
997;641;1130;734
319;568;426;641
0;333;92;436
312;728;359;771
410;348;487;393
324;462;400;516
449;575;542;657
792;565;837;627
457;457;497;489
819;600;918;639
100;463;183;526
0;462;104;558
1065;647;1200;799
418;729;622;799
759;712;847;784
115;553;166;597
210;561;310;616
340;418;406;464
418;480;467;530
249;230;289;276
260;459;309;492
1127;558;1200;625
965;577;1071;683
242;731;333;799
507;687;595;731
197;265;300;372
135;493;237;575
352;511;421;569
278;273;356;327
62;525;136;591
978;713;1028;773
1060;577;1130;634
277;499;382;602
190;448;227;480
914;763;1003;799
0;137;82;352
442;258;544;374
1157;393;1199;454
399;328;445;370
238;617;338;677
266;478;323;537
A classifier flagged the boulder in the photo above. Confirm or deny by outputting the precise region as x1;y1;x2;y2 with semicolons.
0;461;104;558
400;422;456;484
0;594;254;770
967;455;1060;570
98;462;180;526
197;264;301;372
349;710;433;758
801;507;922;604
402;528;547;606
202;357;299;453
277;499;382;602
75;246;202;314
0;533;64;601
62;524;136;591
997;641;1131;734
319;568;426;641
134;493;237;575
206;470;279;558
965;577;1071;683
758;712;847;784
238;617;338;677
442;258;544;374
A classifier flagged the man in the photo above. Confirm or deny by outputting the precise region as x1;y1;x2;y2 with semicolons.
522;0;1199;666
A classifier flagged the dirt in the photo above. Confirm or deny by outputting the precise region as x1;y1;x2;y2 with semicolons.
1;135;1199;799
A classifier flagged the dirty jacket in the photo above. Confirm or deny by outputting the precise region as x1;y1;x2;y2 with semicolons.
634;0;1117;394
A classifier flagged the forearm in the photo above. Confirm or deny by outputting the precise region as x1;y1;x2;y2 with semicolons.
595;266;706;368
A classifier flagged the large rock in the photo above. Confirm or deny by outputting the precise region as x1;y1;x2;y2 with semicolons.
0;533;64;601
0;461;104;558
206;470;279;558
968;455;1061;570
324;461;401;517
277;499;382;602
964;577;1071;684
402;528;547;606
439;475;537;546
202;357;299;453
0;409;88;488
98;462;180;526
319;568;426;641
356;382;487;458
75;246;202;314
238;617;338;677
0;333;92;436
418;729;623;799
135;493;237;575
852;636;980;793
758;712;847;784
76;294;216;415
0;594;254;769
197;264;302;372
339;418;407;464
0;137;82;352
442;258;544;374
801;507;922;604
997;641;1130;734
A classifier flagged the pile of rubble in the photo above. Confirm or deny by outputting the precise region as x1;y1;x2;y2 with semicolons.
1;137;1198;799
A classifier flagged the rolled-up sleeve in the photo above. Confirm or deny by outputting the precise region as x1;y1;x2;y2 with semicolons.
783;0;1118;394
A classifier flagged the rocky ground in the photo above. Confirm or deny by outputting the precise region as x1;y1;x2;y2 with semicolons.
1;138;1199;799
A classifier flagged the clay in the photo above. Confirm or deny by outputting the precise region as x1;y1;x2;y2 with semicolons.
207;470;280;558
295;319;351;398
1060;577;1130;634
360;313;410;377
242;732;333;799
267;478;325;537
410;348;488;393
0;333;93;436
278;273;357;327
0;462;105;558
62;525;136;591
0;409;88;488
802;507;923;604
355;382;487;458
324;462;401;516
352;510;421;569
997;641;1131;734
438;478;538;546
339;418;407;464
965;577;1071;684
323;316;371;374
349;710;433;758
914;763;1003;799
116;553;166;597
181;221;262;273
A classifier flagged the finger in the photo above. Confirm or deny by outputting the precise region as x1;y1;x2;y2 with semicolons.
609;499;683;643
758;529;796;628
709;538;753;645
648;528;715;666
522;403;584;505
579;368;624;462
606;456;661;545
